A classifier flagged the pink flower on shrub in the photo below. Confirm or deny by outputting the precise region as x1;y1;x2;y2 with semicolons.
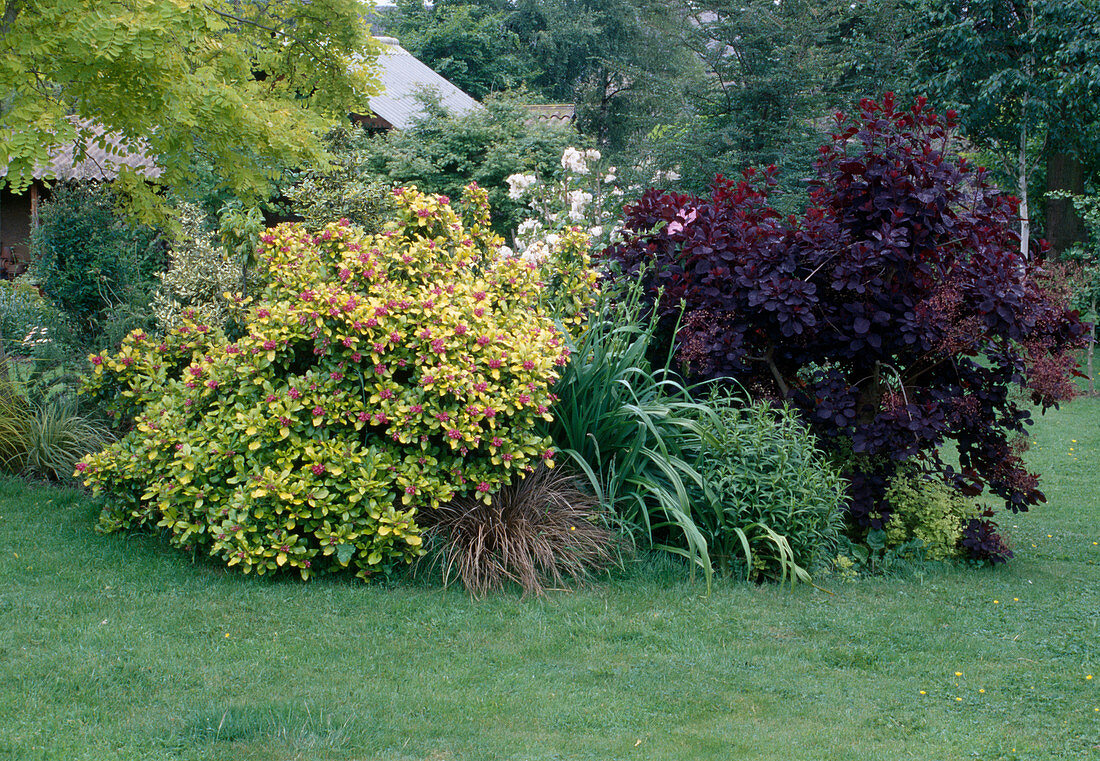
351;352;362;362
447;429;462;440
206;380;219;389
379;388;394;400
311;464;325;476
474;382;488;393
476;481;490;493
488;359;503;369
263;340;276;350
483;406;496;418
357;412;370;422
431;339;445;353
312;406;324;417
410;404;423;414
491;437;504;448
523;360;535;370
90;355;102;366
257;308;270;318
288;388;301;399
517;393;530;405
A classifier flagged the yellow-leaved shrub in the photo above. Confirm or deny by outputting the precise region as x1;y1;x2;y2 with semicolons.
78;185;579;580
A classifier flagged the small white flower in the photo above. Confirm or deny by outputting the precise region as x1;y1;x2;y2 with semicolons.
560;147;589;175
545;233;561;247
585;149;602;162
498;244;514;258
517;219;542;236
589;226;603;238
505;173;537;200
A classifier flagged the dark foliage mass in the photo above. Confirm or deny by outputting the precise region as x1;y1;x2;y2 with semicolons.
606;95;1087;559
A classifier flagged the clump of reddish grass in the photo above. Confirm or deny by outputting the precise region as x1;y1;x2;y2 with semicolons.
419;464;616;596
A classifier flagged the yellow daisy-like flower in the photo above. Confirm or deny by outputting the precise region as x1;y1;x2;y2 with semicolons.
955;672;963;677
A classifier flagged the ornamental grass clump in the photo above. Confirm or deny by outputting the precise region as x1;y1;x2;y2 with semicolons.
419;463;615;597
78;185;570;581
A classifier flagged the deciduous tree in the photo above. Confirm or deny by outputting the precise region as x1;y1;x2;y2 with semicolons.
0;0;380;219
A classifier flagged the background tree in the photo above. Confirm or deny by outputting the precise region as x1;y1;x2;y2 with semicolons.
915;0;1100;256
383;0;536;99
0;0;381;219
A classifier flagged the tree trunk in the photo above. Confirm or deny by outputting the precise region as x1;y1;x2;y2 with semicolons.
1045;152;1086;255
1089;292;1096;395
1018;119;1029;261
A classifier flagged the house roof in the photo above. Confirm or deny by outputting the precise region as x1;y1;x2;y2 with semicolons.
366;37;483;129
0;118;160;183
521;104;576;128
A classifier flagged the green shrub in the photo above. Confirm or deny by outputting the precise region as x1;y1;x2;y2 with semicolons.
284;126;393;235
880;469;981;561
356;94;588;236
0;277;78;360
78;185;570;581
694;393;846;579
152;204;244;331
31;183;163;344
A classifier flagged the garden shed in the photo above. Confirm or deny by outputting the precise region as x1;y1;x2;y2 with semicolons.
0;120;158;279
354;37;483;131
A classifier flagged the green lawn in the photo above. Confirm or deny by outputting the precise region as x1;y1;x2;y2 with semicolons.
1;396;1097;761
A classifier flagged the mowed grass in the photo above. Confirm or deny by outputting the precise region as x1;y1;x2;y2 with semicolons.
0;396;1097;761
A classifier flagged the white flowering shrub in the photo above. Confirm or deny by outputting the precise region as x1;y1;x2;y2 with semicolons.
505;147;626;256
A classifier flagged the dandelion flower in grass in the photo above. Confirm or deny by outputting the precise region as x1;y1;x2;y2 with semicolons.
956;697;962;702
993;599;999;604
1014;598;1019;602
979;689;985;694
919;690;926;695
955;672;963;677
1088;675;1094;681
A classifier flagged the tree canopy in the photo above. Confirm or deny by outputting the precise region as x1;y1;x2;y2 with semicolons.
0;0;381;218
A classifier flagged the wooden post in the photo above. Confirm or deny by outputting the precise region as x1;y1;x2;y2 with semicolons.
29;182;39;229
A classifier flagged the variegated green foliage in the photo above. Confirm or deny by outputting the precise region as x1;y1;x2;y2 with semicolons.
152;204;243;331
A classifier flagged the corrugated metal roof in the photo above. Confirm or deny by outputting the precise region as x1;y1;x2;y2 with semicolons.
367;37;483;129
0;118;160;183
521;104;576;128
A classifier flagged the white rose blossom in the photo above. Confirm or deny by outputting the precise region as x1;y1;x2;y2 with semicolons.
505;173;537;200
560;147;589;175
